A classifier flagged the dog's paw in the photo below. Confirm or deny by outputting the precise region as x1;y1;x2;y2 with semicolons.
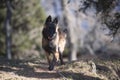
48;66;54;71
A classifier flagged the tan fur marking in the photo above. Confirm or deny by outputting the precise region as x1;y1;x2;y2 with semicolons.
54;52;59;61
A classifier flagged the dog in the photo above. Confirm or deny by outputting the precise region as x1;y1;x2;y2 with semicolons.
42;15;67;70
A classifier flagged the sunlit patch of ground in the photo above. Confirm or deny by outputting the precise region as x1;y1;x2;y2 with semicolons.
0;59;62;80
0;57;120;80
56;59;120;80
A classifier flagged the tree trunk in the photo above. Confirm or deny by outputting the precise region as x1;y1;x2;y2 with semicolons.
4;0;12;60
61;0;77;61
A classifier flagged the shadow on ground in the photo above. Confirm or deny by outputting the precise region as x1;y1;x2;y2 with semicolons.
60;71;101;80
0;58;105;80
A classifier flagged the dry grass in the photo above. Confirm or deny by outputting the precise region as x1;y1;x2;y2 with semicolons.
0;57;120;80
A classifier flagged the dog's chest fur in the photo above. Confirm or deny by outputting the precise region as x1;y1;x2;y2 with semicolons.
42;33;59;53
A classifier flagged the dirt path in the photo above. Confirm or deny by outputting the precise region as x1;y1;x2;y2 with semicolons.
0;58;63;80
0;58;120;80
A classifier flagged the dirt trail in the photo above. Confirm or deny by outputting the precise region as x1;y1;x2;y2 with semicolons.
0;58;62;80
0;58;120;80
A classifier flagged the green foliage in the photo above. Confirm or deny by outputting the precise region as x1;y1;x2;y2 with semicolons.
0;0;46;58
0;1;6;55
11;0;46;56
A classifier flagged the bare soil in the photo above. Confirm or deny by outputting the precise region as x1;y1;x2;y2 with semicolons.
0;57;120;80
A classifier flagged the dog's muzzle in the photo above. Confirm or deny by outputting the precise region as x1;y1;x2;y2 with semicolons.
47;33;57;41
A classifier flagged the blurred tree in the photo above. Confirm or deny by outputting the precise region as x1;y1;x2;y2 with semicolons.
4;0;13;59
61;0;120;61
61;0;77;61
11;0;45;59
78;0;120;37
0;0;6;56
0;0;46;59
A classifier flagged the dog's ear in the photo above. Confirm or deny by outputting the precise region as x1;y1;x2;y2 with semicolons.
53;17;58;24
45;15;52;24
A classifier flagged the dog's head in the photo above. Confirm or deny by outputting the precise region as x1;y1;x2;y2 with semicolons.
42;15;59;40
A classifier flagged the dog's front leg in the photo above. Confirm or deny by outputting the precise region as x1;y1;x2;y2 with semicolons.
49;52;59;70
